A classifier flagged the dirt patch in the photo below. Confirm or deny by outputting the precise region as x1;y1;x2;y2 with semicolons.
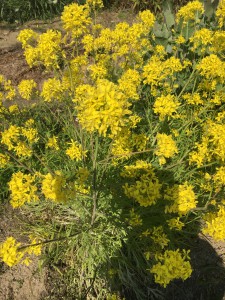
0;204;48;300
0;261;47;300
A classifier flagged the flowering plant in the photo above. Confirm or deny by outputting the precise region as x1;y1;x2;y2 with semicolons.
1;0;225;298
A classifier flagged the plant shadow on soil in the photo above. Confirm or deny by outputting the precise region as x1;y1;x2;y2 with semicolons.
113;225;225;300
104;169;225;300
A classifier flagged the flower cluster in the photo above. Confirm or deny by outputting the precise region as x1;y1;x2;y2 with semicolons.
1;124;38;157
74;79;132;136
41;172;67;203
150;249;192;287
8;172;38;208
155;133;178;165
0;237;42;267
122;161;161;207
18;79;37;100
203;206;225;240
176;1;204;24
61;3;91;38
164;183;197;215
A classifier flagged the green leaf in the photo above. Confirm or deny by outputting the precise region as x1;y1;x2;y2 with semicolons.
162;0;175;29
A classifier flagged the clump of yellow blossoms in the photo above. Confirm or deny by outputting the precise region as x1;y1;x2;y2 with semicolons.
216;0;225;28
167;217;184;231
46;136;59;150
150;249;192;287
18;79;37;100
176;1;204;24
153;94;180;120
20;29;63;69
86;0;104;9
127;208;143;227
189;136;209;167
196;54;225;82
74;79;132;136
1;124;38;157
66;140;87;161
0;237;42;267
42;172;67;203
41;78;66;102
151;226;169;249
203;206;225;241
8;172;38;208
61;3;91;38
189;28;213;53
0;153;10;168
122;161;161;207
143;56;184;88
0;237;24;267
155;133;178;165
213;166;225;186
165;183;197;215
1;125;18;149
183;92;203;105
17;29;38;49
0;76;16;100
111;127;148;161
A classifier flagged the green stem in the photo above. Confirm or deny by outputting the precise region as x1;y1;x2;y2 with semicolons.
18;226;92;251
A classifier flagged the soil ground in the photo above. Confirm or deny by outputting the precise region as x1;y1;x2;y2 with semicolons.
1;9;225;300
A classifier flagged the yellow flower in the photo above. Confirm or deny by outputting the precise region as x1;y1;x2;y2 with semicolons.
167;217;184;231
86;0;104;9
13;141;32;157
176;1;204;24
1;125;20;150
8;172;38;208
196;54;225;82
61;3;91;38
165;182;197;215
122;162;161;207
155;133;178;165
150;249;192;287
26;237;42;256
46;136;59;150
118;69;141;100
183;92;203;105
175;35;186;44
74;80;132;137
21;127;39;143
17;29;38;48
8;104;19;114
4;80;16;100
0;237;24;267
189;28;213;53
18;79;37;100
127;208;143;226
66;140;87;161
216;0;225;28
203;206;225;240
0;236;42;267
189;136;209;167
138;10;155;29
213;166;225;186
42;172;66;202
151;226;169;249
143;56;184;88
24;46;39;67
41;78;64;102
153;94;180;120
23;30;62;68
0;153;10;168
